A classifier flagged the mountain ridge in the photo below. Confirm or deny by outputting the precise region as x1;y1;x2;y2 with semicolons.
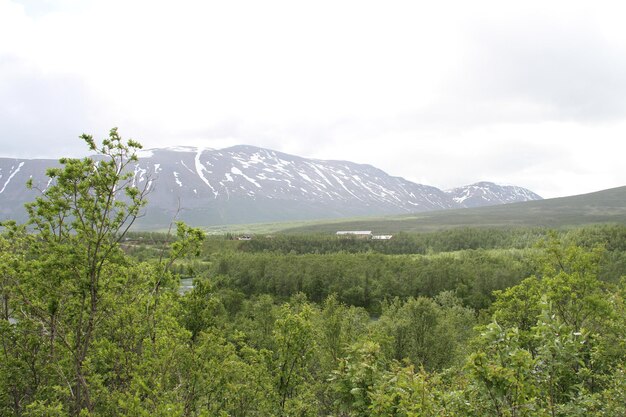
0;145;542;228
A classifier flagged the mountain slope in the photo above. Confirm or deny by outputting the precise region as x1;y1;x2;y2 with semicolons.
284;186;626;234
0;145;541;227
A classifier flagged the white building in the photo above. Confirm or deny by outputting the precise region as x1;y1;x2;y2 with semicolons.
336;231;372;239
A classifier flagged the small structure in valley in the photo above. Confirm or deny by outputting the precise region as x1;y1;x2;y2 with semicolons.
372;234;393;240
336;230;372;239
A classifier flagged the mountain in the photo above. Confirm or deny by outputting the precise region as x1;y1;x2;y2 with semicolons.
446;181;542;208
0;145;541;228
285;185;626;234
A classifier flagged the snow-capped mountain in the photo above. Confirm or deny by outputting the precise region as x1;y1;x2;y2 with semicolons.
0;146;541;227
446;181;543;208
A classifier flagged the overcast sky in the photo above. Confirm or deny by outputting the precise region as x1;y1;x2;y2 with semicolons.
2;0;626;198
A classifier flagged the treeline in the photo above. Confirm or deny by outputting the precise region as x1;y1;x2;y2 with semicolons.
210;249;538;312
239;225;626;255
239;227;550;254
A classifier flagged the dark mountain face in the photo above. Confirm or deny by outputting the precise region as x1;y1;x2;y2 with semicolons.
0;145;541;227
0;158;59;222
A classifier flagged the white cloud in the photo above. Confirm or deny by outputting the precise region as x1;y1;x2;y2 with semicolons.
2;0;626;197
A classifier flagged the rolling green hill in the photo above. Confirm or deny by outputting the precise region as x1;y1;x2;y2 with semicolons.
284;185;626;234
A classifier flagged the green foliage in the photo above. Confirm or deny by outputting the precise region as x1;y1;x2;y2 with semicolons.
373;296;475;371
317;294;370;366
329;341;385;415
369;363;444;417
4;129;626;416
464;238;626;416
491;276;544;349
179;278;226;341
467;322;538;416
272;303;317;413
5;129;149;415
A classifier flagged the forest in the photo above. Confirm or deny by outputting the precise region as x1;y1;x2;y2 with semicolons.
2;130;626;416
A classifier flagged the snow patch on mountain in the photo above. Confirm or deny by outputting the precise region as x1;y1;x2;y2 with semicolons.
0;162;24;194
231;167;261;188
194;149;218;197
132;165;147;187
173;171;183;187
